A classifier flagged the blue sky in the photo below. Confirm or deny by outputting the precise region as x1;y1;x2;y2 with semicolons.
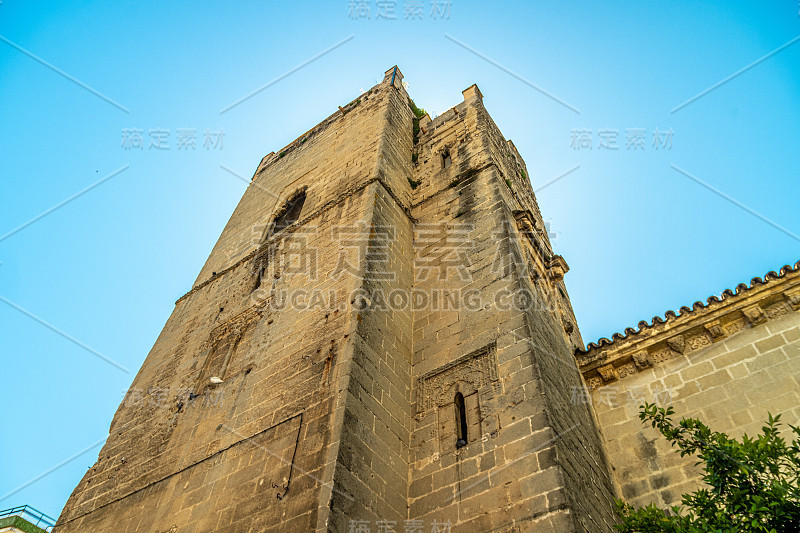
1;0;799;519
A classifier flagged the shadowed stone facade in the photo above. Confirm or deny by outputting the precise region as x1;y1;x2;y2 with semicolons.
54;65;800;532
55;66;618;532
576;262;800;512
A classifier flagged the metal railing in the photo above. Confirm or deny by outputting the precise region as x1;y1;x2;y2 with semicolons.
0;505;56;531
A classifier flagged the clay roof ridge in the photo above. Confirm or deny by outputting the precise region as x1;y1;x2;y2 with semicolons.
575;260;800;354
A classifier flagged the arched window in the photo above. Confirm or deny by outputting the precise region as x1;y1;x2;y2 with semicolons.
455;392;468;449
270;190;306;237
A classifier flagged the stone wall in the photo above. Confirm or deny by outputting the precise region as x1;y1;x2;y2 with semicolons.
55;68;414;533
577;263;800;510
325;76;416;531
406;86;617;532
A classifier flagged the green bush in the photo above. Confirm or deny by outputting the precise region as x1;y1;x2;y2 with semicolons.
615;404;800;532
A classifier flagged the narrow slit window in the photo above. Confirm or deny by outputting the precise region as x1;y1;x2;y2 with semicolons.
442;151;452;169
455;392;468;449
252;265;265;292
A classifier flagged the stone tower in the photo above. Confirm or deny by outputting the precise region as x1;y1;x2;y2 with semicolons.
55;67;618;532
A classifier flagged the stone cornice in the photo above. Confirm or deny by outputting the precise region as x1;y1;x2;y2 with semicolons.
575;261;800;388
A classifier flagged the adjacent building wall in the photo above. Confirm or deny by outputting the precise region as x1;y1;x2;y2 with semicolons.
577;264;800;510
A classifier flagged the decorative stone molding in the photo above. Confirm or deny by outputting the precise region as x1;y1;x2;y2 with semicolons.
575;260;800;388
786;288;800;310
617;362;636;378
415;343;499;413
704;320;724;341
513;210;562;288
598;364;618;383
651;347;675;364
513;209;537;235
688;333;711;351
632;350;651;369
547;255;569;282
743;304;766;326
528;264;541;283
723;318;747;336
766;302;791;319
666;335;685;354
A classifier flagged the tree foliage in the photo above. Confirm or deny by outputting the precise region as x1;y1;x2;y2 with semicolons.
615;403;800;532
